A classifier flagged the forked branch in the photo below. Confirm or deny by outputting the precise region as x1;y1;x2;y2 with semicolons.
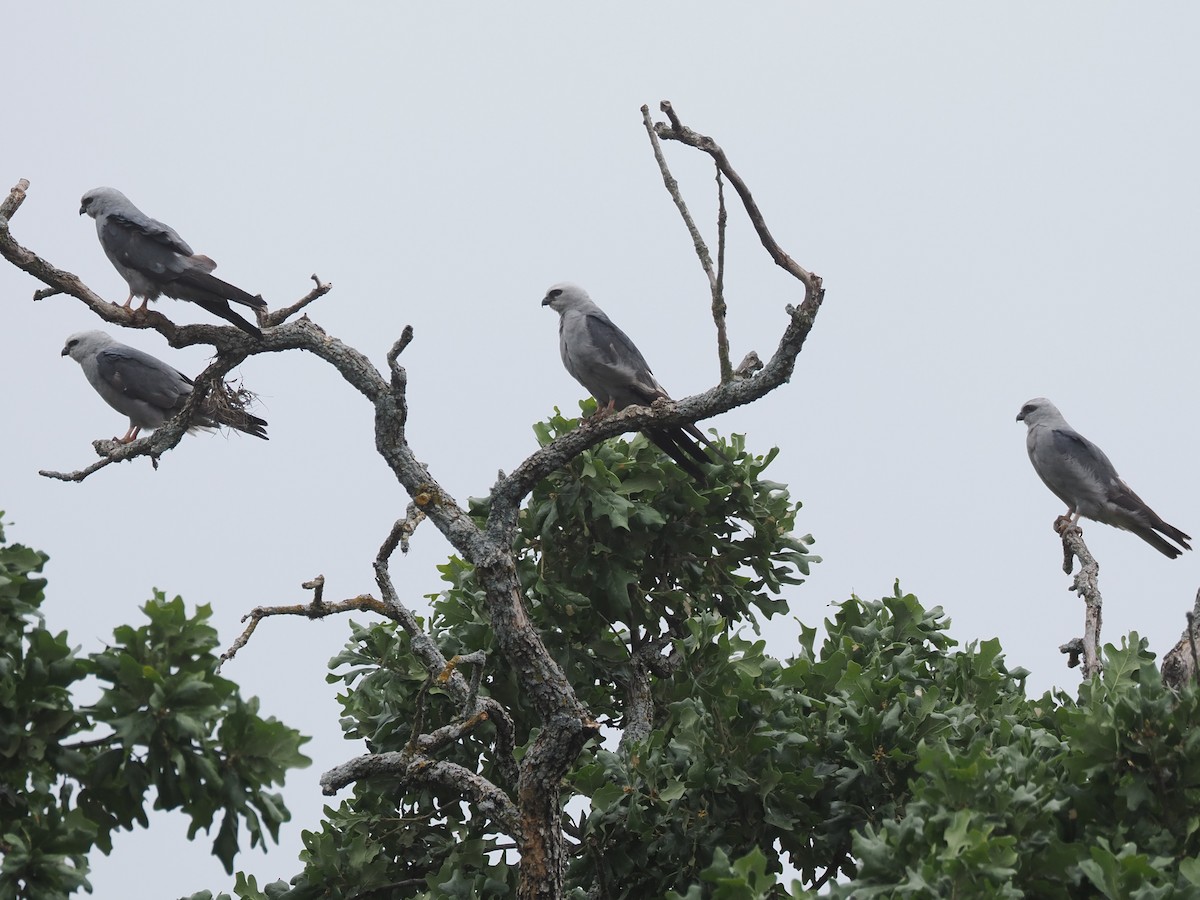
2;102;826;898
640;106;732;383
655;100;815;291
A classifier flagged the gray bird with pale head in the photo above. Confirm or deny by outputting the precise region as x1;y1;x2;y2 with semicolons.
1016;397;1190;558
542;282;721;481
62;330;268;444
79;187;266;338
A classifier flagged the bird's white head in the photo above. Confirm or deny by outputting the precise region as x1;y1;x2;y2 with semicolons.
1016;397;1064;427
79;187;132;219
61;330;115;362
541;282;591;313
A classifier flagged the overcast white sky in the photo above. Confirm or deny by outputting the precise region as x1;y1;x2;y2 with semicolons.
4;4;1200;897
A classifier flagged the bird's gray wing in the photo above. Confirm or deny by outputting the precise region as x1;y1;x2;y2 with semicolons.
1048;427;1160;520
1026;425;1118;513
1050;426;1191;556
105;210;195;257
99;216;196;282
573;311;666;408
99;217;265;336
1049;427;1119;482
571;313;725;480
94;346;191;413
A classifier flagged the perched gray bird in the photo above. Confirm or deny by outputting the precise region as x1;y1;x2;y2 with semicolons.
542;282;721;480
62;330;268;444
79;187;266;338
1016;397;1190;558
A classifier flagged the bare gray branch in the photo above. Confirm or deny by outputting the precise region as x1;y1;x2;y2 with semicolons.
1161;589;1200;688
1057;518;1103;678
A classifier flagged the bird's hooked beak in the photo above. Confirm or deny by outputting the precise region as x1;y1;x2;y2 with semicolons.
540;296;552;307
61;346;70;357
1015;410;1025;422
78;203;86;216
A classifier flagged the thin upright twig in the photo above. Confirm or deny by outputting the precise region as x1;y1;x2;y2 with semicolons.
713;169;731;382
640;105;733;382
656;100;814;291
266;274;333;325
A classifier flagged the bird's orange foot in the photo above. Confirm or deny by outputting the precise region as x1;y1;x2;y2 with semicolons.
585;401;616;425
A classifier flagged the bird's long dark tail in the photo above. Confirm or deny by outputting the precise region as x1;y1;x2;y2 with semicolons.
181;269;267;310
198;401;269;440
190;297;264;338
1134;519;1193;558
647;425;723;482
221;409;269;440
171;267;267;336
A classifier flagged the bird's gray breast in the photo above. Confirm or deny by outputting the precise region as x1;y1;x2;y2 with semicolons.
559;314;600;402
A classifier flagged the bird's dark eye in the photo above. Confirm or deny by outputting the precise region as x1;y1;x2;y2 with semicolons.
549;289;562;299
67;340;77;348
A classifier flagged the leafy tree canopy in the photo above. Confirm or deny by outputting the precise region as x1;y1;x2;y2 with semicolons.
220;418;1200;899
8;408;1200;900
0;514;310;900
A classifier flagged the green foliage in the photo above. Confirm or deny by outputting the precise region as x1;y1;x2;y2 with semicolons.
212;414;1200;898
837;634;1200;898
665;848;812;900
528;406;815;624
0;514;309;900
569;587;1027;897
254;417;817;898
469;410;817;730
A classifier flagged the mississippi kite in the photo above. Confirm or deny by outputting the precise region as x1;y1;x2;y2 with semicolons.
63;330;268;444
1016;397;1190;558
541;282;720;480
79;187;267;338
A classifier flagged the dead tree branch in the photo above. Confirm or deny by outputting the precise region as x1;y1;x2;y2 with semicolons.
640;106;732;382
319;751;522;839
267;274;332;325
3;100;824;897
1056;518;1103;678
0;178;29;218
218;583;394;671
620;629;680;752
1161;589;1200;689
715;169;730;379
369;517;519;787
655;100;815;291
